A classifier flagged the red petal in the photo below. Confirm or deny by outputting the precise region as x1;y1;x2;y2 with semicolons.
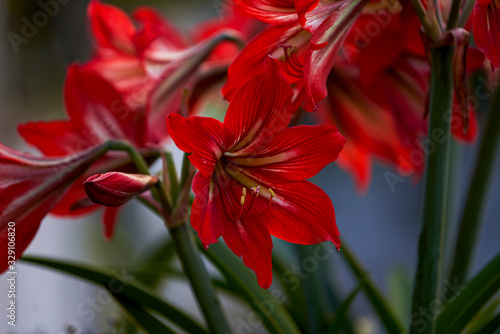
263;181;341;248
191;172;224;248
103;207;121;240
473;0;500;68
223;212;274;289
302;0;368;111
133;7;187;52
192;169;273;288
222;23;304;101
231;125;345;184
18;121;90;156
0;143;107;272
235;0;298;24
224;57;294;151
166;113;233;177
88;0;136;54
64;65;147;147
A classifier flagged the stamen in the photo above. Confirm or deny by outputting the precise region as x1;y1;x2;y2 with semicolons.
244;186;260;215
236;187;247;220
263;188;275;213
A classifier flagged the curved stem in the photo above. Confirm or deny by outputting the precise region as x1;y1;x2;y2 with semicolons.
410;46;454;334
170;222;232;334
448;85;500;285
106;140;172;216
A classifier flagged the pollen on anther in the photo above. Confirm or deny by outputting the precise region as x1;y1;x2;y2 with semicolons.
251;186;260;197
240;187;247;206
268;188;275;198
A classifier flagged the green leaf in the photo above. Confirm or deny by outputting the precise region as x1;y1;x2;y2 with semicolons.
324;283;362;333
436;253;500;334
341;244;405;333
20;256;207;334
271;243;308;331
410;46;454;334
202;242;301;334
133;237;177;287
388;267;413;324
114;295;176;334
467;299;500;333
296;244;334;334
472;312;500;334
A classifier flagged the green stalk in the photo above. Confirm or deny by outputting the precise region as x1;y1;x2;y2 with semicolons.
448;86;500;285
457;0;476;27
107;140;230;332
410;46;454;334
446;0;462;29
170;222;232;334
106;140;172;217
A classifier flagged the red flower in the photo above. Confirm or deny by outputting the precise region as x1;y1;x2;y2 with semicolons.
0;143;108;272
167;58;345;288
86;0;243;142
473;0;500;68
84;172;158;207
223;0;370;111
18;65;157;239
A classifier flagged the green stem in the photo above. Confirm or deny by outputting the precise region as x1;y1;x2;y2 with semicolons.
448;86;500;285
457;0;476;27
409;0;441;41
341;244;405;333
106;140;151;175
170;223;231;334
164;151;179;203
409;46;454;334
107;140;172;216
446;0;462;29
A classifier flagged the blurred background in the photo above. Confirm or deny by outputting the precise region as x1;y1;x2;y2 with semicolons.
0;0;499;333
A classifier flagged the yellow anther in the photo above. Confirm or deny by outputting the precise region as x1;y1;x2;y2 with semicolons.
240;195;245;206
242;187;247;197
268;188;275;198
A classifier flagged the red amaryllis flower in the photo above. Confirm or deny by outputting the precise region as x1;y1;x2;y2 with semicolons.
0;143;108;272
167;58;345;288
84;172;158;207
317;2;479;190
223;0;370;111
86;0;242;142
473;0;500;68
18;65;157;239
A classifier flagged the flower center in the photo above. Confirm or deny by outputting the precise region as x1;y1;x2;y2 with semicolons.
235;186;275;220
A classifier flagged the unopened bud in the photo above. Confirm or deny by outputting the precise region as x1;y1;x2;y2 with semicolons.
83;172;158;207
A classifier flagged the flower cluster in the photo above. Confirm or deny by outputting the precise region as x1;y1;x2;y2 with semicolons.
1;0;498;288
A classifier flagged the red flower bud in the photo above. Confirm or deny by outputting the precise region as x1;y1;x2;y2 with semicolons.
83;172;158;207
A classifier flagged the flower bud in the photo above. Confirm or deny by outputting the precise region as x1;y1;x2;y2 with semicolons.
83;172;158;207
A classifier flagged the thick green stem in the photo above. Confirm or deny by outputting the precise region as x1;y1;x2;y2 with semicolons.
410;46;454;334
170;223;231;334
448;86;500;285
